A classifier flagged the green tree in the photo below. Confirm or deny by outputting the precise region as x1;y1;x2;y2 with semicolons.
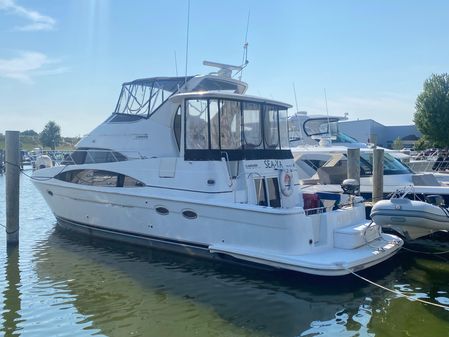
414;136;435;151
414;73;449;148
392;137;403;150
40;121;62;150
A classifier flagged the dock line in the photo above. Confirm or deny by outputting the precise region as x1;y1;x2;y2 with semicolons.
340;264;449;310
4;160;68;181
401;246;449;255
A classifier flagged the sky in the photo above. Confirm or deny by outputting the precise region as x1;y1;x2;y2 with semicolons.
0;0;448;137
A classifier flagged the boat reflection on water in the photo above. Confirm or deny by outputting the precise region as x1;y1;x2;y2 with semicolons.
32;225;449;337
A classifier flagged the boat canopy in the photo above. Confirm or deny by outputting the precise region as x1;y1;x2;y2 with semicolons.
114;77;193;117
113;75;247;118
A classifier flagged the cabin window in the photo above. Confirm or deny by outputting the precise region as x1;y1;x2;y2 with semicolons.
254;178;268;206
264;105;279;149
184;98;293;161
173;105;181;150
186;99;209;149
209;99;220;149
55;170;144;187
254;177;281;208
279;109;289;148
243;102;263;149
84;150;126;164
266;177;281;207
220;100;242;150
63;150;127;165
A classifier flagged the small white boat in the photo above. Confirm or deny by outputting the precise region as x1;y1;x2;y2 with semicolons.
371;196;449;239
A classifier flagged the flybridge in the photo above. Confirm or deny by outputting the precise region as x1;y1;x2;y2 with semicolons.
113;61;248;118
113;76;193;117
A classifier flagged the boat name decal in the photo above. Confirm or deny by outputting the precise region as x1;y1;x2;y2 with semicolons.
264;160;283;169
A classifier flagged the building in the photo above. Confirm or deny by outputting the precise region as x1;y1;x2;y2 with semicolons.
338;119;421;149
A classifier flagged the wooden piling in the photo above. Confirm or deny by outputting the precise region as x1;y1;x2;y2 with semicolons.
347;148;360;185
372;148;384;204
5;131;20;245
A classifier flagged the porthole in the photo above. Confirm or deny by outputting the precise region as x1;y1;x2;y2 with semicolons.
155;206;169;215
182;210;197;219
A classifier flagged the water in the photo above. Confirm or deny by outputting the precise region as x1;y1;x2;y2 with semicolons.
1;173;449;337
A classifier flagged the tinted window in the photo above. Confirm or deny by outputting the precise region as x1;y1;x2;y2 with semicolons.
254;178;267;206
264;106;279;149
220;100;242;150
55;170;144;187
173;105;181;150
243;102;263;149
186;99;209;149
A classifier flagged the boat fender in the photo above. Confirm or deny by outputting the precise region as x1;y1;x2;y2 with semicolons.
280;170;293;196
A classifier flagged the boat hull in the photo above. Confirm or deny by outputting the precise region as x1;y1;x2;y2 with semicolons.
33;179;403;276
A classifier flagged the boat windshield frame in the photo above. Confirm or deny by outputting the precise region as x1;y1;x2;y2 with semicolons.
303;117;341;137
114;77;193;118
359;151;413;176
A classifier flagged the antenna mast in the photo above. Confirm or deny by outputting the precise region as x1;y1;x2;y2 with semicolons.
292;82;304;142
174;51;178;76
236;10;250;80
293;82;299;112
324;88;331;137
184;0;191;87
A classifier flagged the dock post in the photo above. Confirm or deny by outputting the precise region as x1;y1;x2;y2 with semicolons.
347;148;360;187
372;148;384;204
5;131;20;245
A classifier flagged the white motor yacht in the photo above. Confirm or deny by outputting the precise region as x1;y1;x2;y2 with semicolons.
32;62;402;276
292;145;449;205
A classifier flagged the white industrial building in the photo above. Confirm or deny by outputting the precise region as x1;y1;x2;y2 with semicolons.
338;119;421;149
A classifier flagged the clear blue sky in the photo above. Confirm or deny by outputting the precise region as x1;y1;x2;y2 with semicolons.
1;0;448;136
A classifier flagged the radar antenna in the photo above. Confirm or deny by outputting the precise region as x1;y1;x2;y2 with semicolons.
203;61;243;78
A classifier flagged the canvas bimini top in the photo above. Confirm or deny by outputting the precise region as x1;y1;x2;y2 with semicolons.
113;74;248;118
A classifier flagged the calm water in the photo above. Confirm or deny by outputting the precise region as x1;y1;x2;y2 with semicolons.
1;173;449;337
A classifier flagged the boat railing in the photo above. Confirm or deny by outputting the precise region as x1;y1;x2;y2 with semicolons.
408;158;449;173
304;205;334;215
387;185;425;201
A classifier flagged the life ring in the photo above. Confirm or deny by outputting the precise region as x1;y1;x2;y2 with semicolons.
280;170;294;196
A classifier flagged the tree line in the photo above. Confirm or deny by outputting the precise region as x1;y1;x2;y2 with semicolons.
414;73;449;150
0;121;79;150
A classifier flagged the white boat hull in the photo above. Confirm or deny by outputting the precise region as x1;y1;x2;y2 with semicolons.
33;178;403;276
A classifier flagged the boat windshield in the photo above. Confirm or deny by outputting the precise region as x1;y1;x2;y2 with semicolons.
303;118;340;137
335;132;359;144
185;98;291;161
360;152;413;176
114;76;244;118
114;77;193;117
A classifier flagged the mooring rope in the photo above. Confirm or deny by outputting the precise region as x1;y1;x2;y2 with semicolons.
401;245;449;255
341;265;449;310
3;160;68;181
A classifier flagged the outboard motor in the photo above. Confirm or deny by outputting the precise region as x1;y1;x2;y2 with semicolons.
341;178;360;195
425;194;445;207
